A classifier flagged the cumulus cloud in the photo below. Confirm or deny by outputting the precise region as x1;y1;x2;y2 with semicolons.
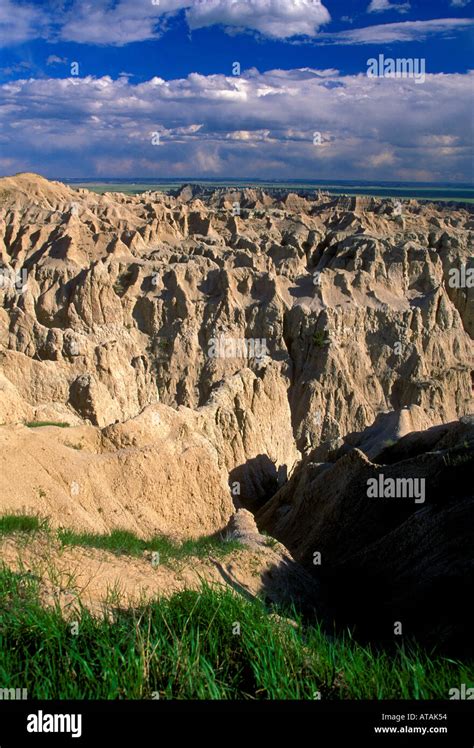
367;0;411;13
1;0;472;47
186;0;331;39
1;0;331;46
319;17;474;44
0;68;472;182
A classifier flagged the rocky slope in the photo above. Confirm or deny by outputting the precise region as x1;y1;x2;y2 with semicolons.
0;174;472;651
257;413;474;654
1;176;472;436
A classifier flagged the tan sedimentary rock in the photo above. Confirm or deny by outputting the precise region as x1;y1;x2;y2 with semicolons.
0;173;472;532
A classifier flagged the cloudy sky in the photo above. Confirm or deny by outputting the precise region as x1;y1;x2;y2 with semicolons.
0;0;473;182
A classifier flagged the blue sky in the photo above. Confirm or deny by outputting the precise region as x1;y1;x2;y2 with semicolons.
0;0;473;181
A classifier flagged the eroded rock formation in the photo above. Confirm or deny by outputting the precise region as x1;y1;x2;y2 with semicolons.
257;414;474;654
0;173;472;582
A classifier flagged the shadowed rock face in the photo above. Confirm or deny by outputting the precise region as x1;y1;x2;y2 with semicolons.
257;416;474;654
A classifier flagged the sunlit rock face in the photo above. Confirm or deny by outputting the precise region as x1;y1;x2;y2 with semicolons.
0;173;472;534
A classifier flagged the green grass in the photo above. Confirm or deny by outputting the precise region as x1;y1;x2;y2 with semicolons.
24;420;70;428
0;514;47;534
57;527;241;561
1;515;472;700
0;513;240;563
0;566;471;700
261;530;279;549
312;329;330;348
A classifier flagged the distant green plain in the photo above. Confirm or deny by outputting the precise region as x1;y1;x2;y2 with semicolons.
68;180;474;203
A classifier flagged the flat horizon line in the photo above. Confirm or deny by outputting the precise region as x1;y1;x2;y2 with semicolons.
56;177;474;188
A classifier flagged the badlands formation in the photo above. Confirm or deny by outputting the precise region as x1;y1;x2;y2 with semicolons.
0;173;472;650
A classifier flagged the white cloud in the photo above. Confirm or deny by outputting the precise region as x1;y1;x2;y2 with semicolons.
59;0;189;46
0;0;330;46
0;60;32;76
186;0;331;39
46;55;68;66
1;0;473;47
367;0;411;14
319;17;474;44
368;150;397;166
0;67;472;182
0;0;49;46
226;129;270;141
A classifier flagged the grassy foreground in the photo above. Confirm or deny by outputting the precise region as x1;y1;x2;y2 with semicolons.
0;565;472;700
0;513;241;561
57;528;242;561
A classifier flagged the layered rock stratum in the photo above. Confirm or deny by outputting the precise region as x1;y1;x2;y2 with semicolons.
0;173;472;528
0;173;472;650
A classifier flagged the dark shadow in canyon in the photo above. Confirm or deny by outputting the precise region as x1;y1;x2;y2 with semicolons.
240;424;474;658
228;454;287;512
